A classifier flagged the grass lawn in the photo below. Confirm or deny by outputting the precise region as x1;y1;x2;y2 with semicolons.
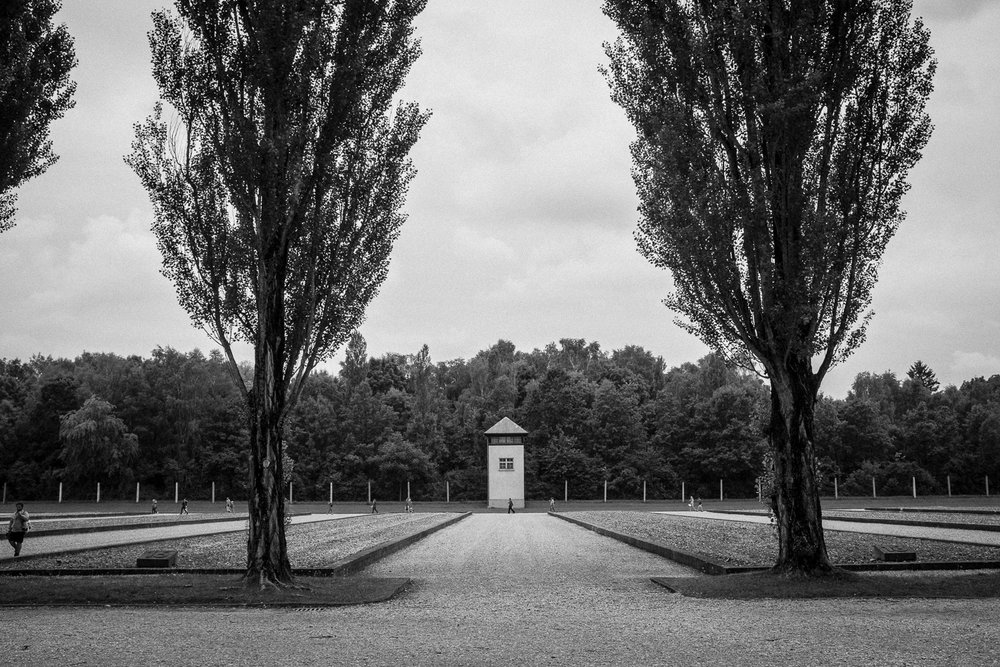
0;573;409;607
653;569;1000;599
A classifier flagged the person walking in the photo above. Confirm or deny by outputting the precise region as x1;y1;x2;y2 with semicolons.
405;496;413;513
549;497;555;512
151;498;158;514
225;497;233;513
180;498;189;515
371;498;379;514
507;498;515;514
7;503;30;557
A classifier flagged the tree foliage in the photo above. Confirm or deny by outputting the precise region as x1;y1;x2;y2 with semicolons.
3;343;1000;505
58;396;138;489
0;0;76;231
604;0;935;573
126;0;428;586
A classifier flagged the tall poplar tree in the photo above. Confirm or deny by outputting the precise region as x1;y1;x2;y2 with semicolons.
127;0;428;587
0;0;76;232
604;0;934;573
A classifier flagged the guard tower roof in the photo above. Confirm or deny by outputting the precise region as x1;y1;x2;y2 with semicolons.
484;417;528;435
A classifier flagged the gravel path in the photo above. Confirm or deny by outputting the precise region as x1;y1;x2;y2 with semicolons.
2;513;997;665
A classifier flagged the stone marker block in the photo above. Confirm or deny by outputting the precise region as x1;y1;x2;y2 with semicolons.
873;545;916;562
137;550;178;568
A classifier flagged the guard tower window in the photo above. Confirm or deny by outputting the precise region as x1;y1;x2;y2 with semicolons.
499;458;514;471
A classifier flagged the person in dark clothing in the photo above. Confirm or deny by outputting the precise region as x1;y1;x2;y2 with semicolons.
371;498;379;514
507;498;515;514
7;503;30;556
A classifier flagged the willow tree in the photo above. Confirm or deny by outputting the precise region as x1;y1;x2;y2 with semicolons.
127;0;428;587
604;0;934;573
0;0;76;232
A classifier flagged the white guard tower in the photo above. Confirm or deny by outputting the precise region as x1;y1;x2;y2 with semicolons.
485;417;527;509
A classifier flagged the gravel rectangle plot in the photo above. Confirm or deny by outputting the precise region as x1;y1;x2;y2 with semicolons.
0;513;456;570
564;511;1000;567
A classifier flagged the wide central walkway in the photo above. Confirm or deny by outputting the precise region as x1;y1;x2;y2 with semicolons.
366;513;697;602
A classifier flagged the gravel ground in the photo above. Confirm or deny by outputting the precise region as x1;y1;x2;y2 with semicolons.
566;511;1000;567
3;513;997;665
0;513;453;570
824;510;1000;526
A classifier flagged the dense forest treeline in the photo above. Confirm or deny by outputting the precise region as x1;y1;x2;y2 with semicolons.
1;337;998;502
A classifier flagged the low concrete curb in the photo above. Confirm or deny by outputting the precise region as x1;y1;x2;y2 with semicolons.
552;512;1000;575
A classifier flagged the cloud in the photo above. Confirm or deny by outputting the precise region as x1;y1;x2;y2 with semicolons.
0;211;217;360
914;0;995;22
948;351;1000;380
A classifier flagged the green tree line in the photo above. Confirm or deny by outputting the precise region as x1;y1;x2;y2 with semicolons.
1;339;996;502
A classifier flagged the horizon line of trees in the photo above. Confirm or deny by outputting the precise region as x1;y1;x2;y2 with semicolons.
1;337;998;503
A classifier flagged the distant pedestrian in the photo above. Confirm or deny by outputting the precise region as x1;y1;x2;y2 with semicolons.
151;499;158;514
549;498;555;512
180;498;189;515
507;498;515;514
688;496;694;510
225;497;233;513
371;498;378;514
697;498;703;511
328;501;333;514
405;496;413;513
7;502;30;557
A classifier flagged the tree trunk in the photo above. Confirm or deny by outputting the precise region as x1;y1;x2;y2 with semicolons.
768;356;832;575
245;289;293;587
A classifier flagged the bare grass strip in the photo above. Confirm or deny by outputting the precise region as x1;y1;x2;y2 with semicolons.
653;569;1000;599
0;573;409;606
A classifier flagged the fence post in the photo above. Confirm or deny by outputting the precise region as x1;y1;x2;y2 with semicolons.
947;475;951;497
136;482;140;503
97;482;101;503
643;480;647;503
834;476;839;500
58;482;63;503
912;476;916;499
212;482;216;504
564;479;567;503
719;479;723;501
329;481;333;505
407;480;411;500
175;482;179;504
872;476;877;499
681;481;685;502
367;480;371;504
604;480;607;503
289;482;293;504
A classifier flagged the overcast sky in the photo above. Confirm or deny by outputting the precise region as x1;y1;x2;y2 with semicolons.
1;0;997;398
